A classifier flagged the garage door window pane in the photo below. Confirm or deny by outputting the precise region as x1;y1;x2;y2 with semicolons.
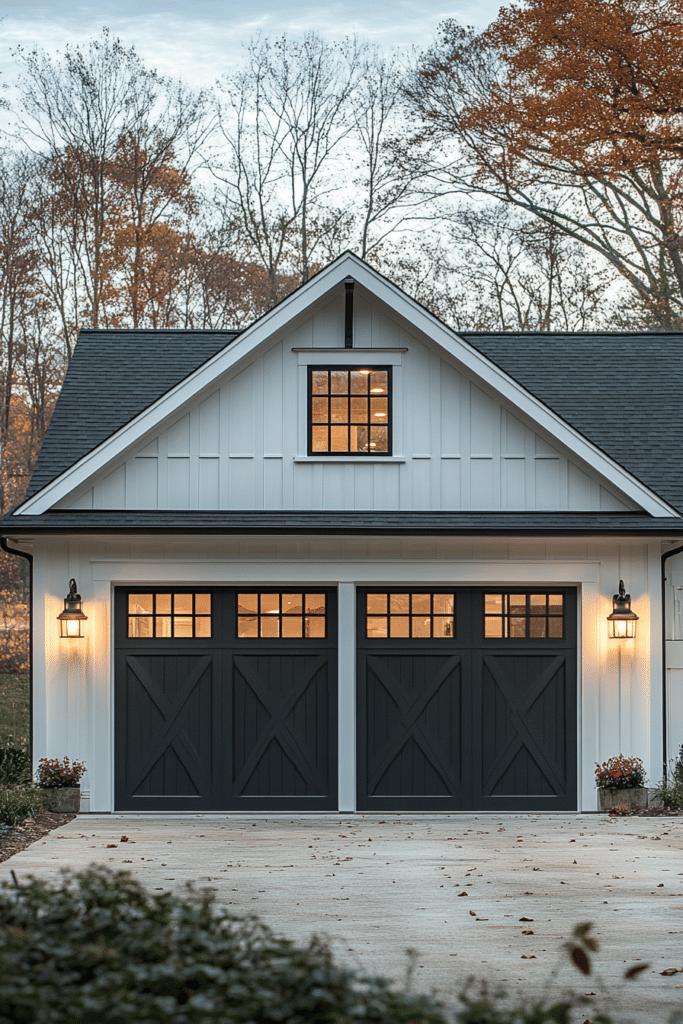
238;591;326;639
127;592;212;638
485;593;564;639
366;592;455;639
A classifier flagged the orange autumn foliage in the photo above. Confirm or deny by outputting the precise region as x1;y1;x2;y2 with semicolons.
479;0;683;176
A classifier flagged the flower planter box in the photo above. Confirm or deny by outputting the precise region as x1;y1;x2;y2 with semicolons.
39;786;80;813
597;786;648;812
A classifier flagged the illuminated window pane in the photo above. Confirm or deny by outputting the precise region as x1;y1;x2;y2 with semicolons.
412;615;431;638
367;616;388;637
331;370;348;394
369;426;388;451
312;397;328;422
238;616;258;638
238;594;258;614
509;595;526;616
529;617;547;638
331;396;348;423
305;616;326;638
412;593;430;615
350;397;367;423
331;425;348;451
485;594;502;614
350;371;367;394
390;593;410;614
174;616;193;637
434;594;454;615
129;594;153;615
311;370;328;394
155;616;172;637
530;594;546;611
484;617;503;638
305;594;326;615
367;594;387;615
509;617;526;638
312;426;328;451
390;616;410;638
370;371;388;394
260;593;279;615
129;616;152;637
156;594;172;615
282;616;303;638
548;594;564;613
195;594;211;615
195;617;211;638
433;616;454;638
174;594;192;615
548;616;563;638
261;617;280;638
282;593;303;614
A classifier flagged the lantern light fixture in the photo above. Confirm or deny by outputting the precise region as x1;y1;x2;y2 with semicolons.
58;578;87;638
607;579;638;639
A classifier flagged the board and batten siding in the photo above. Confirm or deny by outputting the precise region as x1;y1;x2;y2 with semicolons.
31;532;662;813
58;289;636;513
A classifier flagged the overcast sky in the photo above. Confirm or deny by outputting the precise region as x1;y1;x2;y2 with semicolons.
0;0;506;87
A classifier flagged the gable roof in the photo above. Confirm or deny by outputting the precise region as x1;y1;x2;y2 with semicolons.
25;329;241;501
463;331;683;516
8;253;680;521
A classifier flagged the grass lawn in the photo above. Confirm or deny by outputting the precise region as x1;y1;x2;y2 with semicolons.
0;674;29;747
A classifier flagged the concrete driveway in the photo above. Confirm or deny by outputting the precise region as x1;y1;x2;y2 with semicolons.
2;812;682;1022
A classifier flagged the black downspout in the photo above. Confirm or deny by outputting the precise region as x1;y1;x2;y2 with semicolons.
0;535;33;765
661;542;683;781
344;278;354;348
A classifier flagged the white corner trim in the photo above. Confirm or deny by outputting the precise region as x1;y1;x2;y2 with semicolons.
14;252;679;518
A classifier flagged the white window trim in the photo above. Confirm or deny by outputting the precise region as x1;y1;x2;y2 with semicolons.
296;348;403;460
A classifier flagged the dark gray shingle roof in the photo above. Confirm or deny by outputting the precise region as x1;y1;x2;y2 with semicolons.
462;331;683;514
25;329;241;500
2;510;681;535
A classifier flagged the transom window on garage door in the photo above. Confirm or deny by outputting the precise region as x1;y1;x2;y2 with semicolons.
484;593;564;639
128;592;211;638
237;592;327;638
366;592;455;639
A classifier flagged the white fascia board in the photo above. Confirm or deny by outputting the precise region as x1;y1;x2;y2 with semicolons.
16;252;679;518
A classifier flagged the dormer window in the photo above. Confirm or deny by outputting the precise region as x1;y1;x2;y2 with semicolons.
309;366;391;455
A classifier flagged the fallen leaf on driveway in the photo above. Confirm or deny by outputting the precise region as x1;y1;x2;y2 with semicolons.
625;964;650;979
457;891;469;896
522;930;534;935
521;954;536;959
106;844;117;848
120;836;130;842
519;916;534;922
469;910;477;916
476;917;488;921
661;968;682;976
658;883;664;887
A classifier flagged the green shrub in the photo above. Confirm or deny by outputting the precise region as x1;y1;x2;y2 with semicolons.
0;744;30;786
0;784;40;831
0;867;446;1024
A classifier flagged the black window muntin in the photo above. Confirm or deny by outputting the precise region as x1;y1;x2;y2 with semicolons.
483;590;565;640
308;365;392;456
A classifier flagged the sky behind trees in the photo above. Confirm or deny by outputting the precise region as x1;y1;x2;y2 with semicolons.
0;1;506;87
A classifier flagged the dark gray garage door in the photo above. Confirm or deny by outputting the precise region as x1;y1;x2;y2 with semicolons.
114;587;337;811
357;588;577;811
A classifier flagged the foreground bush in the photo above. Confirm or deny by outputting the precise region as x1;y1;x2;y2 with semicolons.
653;743;683;810
0;867;446;1024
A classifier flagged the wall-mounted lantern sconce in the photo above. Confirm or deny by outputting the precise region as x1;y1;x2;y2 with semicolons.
57;578;87;638
607;580;638;639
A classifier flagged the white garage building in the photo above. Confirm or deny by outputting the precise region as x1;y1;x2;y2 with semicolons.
3;252;683;813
